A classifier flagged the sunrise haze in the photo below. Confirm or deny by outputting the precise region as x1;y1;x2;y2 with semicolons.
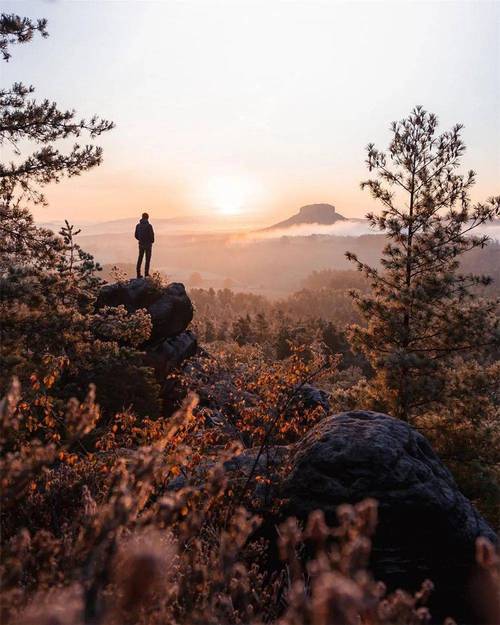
2;0;499;225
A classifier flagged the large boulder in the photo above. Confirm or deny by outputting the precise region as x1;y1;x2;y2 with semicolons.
144;330;197;379
282;410;496;624
96;279;193;343
96;279;196;415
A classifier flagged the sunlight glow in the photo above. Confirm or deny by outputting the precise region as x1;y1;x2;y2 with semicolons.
205;174;260;216
7;0;498;222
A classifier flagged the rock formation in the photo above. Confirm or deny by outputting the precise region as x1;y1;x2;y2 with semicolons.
97;278;197;409
96;279;194;342
199;407;495;622
281;410;496;623
290;383;330;414
264;203;346;230
94;281;496;622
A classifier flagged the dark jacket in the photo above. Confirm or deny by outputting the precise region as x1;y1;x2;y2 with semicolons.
135;218;155;246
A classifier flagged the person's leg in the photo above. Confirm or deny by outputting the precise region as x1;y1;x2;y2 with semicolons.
137;246;145;277
144;246;152;277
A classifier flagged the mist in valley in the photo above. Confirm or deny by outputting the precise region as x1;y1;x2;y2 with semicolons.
3;3;500;625
41;214;500;296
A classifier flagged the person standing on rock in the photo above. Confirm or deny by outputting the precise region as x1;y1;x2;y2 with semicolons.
135;212;155;278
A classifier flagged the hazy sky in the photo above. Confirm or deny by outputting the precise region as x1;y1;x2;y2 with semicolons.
3;0;500;224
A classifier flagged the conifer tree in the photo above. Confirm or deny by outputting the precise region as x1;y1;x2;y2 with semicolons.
216;320;229;342
0;13;113;261
232;315;253;346
255;312;270;344
276;325;292;360
346;106;500;421
204;319;216;343
0;13;47;61
0;14;160;416
0;12;113;373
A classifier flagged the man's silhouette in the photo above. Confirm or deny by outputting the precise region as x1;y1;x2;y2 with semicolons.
135;212;155;278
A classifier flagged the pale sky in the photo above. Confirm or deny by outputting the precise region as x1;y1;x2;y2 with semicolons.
2;0;500;224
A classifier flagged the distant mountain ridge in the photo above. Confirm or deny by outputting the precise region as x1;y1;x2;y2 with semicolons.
37;214;258;236
264;203;346;230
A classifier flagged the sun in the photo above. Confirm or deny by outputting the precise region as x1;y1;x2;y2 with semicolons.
206;174;257;216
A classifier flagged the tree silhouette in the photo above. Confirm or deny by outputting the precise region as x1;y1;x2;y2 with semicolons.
0;13;47;61
232;314;253;346
0;15;158;415
255;312;270;343
347;106;500;421
204;319;216;342
276;325;292;360
0;12;114;259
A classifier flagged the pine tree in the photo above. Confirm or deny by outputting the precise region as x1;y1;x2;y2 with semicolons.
255;312;270;344
0;11;113;377
204;319;216;343
276;325;292;360
216;320;229;341
346;106;500;421
232;315;253;346
0;12;113;259
0;13;47;61
0;14;160;416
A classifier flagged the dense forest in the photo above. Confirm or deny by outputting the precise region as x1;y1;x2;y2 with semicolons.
1;13;499;625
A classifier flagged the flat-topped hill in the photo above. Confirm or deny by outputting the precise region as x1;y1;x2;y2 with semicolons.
264;203;346;230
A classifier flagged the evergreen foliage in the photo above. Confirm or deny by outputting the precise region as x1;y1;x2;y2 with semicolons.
232;314;254;346
0;13;47;61
346;106;500;421
0;13;159;417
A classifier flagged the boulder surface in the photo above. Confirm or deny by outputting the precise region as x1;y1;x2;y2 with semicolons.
96;279;193;342
283;410;496;624
96;279;196;413
290;383;330;414
144;330;198;379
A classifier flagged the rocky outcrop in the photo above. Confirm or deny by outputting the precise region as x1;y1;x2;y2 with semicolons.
96;279;194;342
290;383;330;414
264;203;346;230
153;389;494;621
97;279;197;411
144;330;197;379
282;410;496;624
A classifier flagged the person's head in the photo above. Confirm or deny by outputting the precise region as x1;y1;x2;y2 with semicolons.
142;212;149;220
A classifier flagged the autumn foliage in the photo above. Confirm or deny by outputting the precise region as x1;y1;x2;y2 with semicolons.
1;13;499;625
